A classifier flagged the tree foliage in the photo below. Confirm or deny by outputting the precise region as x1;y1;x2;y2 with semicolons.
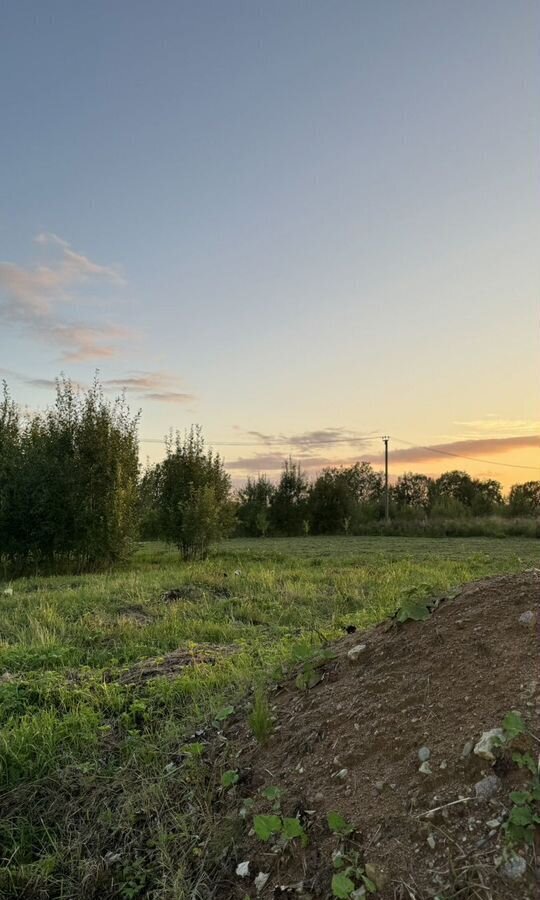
154;426;232;559
0;377;140;570
508;481;540;515
236;475;275;536
269;459;309;536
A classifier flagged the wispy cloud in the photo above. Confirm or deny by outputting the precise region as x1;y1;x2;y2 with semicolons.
453;416;540;438
226;452;358;472
0;366;196;406
241;427;374;451
226;434;540;476
0;233;127;361
103;371;195;404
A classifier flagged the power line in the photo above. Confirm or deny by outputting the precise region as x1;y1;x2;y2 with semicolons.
139;432;540;472
139;436;374;447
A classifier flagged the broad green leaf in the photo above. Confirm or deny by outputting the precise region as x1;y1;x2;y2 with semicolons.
509;806;533;826
503;711;525;740
261;786;283;801
221;770;239;788
331;873;355;898
327;811;354;835
182;742;204;756
253;814;282;841
509;791;530;805
215;705;234;721
362;875;378;894
282;817;304;839
397;600;431;623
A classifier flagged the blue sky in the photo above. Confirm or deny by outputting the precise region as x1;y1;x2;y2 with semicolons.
1;1;539;486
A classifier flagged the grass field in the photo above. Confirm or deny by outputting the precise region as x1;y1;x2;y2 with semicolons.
0;536;538;898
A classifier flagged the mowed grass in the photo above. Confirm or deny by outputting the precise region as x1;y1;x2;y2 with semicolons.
0;536;537;898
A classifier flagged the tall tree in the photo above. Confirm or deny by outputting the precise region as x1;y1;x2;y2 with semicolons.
270;459;309;536
156;426;233;559
236;475;275;536
508;481;540;515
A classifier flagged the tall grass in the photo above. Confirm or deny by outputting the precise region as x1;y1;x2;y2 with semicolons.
0;536;537;898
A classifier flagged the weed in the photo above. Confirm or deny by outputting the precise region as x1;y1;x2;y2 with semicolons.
0;537;536;897
248;689;273;743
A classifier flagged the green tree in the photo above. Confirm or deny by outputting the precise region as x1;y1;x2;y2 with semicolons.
0;377;140;570
0;383;22;563
470;478;503;516
236;475;275;536
430;469;475;515
156;426;232;559
393;472;432;512
508;481;540;516
270;459;309;536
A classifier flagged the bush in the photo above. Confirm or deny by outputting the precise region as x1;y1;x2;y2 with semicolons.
0;377;140;572
154;426;233;559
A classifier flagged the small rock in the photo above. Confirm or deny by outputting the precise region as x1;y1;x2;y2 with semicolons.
255;872;270;894
347;644;367;662
461;740;474;758
335;768;348;780
473;728;504;762
279;882;304;894
419;761;432;775
418;746;431;762
439;760;448;770
236;861;250;878
486;818;501;829
500;854;527;881
474;775;501;801
374;781;385;793
350;889;366;900
314;792;325;802
427;833;436;849
518;610;535;625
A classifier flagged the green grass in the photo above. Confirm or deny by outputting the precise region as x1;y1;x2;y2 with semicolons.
0;536;537;898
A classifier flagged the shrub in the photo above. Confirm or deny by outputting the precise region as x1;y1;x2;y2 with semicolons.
155;426;233;559
0;377;140;571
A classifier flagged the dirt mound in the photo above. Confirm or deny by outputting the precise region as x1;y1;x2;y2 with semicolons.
214;571;540;899
119;643;237;684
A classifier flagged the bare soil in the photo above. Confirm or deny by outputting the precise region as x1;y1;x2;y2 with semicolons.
213;571;540;900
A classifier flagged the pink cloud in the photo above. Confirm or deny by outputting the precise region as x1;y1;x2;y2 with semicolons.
0;233;127;361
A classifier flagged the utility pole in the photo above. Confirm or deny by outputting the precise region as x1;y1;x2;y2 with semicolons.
382;436;390;522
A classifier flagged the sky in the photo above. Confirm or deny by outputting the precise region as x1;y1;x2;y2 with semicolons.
1;0;539;490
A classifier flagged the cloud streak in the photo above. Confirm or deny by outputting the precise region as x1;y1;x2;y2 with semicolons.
102;371;196;404
240;427;375;450
363;435;540;466
0;233;127;361
226;434;540;475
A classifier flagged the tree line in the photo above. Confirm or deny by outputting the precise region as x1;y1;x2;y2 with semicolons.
1;377;539;570
231;461;540;537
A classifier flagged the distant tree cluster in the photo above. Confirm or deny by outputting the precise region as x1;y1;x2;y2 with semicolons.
233;461;540;537
1;375;538;572
0;378;140;570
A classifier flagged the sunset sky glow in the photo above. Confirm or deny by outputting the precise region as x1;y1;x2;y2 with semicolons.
1;1;539;491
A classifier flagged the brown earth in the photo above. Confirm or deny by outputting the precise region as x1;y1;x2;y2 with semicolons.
211;571;540;900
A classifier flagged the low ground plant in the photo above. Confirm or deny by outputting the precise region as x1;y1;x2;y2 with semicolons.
0;536;537;897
